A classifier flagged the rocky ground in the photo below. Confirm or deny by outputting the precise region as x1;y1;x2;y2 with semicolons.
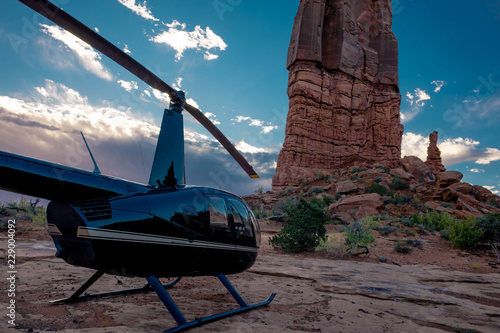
0;220;499;333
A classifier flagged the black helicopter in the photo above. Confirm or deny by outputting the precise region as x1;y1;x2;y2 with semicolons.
1;0;275;331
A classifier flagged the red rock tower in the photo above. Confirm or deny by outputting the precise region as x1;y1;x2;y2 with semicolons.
273;0;403;189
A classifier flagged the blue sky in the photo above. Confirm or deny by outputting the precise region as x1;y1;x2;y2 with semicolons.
0;0;499;201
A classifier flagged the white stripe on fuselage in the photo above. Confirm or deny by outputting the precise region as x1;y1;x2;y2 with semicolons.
76;226;259;253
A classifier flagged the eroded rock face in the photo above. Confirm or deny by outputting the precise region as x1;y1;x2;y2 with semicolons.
425;131;446;174
272;0;403;189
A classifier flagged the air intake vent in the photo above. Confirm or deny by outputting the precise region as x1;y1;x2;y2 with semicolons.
73;199;112;221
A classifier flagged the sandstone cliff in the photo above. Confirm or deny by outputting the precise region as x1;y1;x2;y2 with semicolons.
273;0;403;189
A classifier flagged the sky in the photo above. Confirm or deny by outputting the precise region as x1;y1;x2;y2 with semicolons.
0;0;499;202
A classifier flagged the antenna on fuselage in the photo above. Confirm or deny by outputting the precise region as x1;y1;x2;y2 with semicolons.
80;131;101;175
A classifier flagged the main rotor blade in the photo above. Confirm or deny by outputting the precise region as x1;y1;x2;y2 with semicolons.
18;0;259;179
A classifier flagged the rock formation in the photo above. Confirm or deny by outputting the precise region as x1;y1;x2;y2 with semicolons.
272;0;403;189
425;131;446;174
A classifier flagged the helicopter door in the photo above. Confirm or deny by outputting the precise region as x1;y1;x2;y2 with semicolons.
207;196;233;244
228;198;255;247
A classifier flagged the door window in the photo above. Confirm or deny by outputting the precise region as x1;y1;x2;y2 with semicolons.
208;196;228;230
228;199;254;237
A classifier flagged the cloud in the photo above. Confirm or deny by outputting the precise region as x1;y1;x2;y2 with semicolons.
431;80;447;93
149;20;227;61
117;80;138;92
204;112;221;125
0;81;274;195
401;88;431;123
402;132;500;167
233;115;278;134
117;0;159;21
123;44;131;54
484;185;496;191
39;24;113;81
469;168;485;173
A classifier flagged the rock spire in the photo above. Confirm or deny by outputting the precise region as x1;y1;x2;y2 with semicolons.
425;131;446;175
273;0;403;189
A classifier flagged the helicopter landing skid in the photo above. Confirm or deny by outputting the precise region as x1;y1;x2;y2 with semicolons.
146;273;276;333
51;270;182;304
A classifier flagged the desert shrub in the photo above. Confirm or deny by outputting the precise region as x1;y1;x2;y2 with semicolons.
269;198;328;253
365;183;387;196
477;212;500;260
306;186;324;196
411;198;421;208
315;171;327;180
376;165;390;173
394;240;413;253
254;185;264;194
377;225;396;236
440;229;450;240
374;177;383;183
440;202;454;209
487;198;500;208
315;234;347;258
3;197;47;226
344;217;378;254
449;217;482;249
253;207;272;219
401;218;414;227
409;211;455;232
390;176;409;190
405;228;415;236
300;181;309;188
405;239;423;249
393;195;411;205
320;194;335;206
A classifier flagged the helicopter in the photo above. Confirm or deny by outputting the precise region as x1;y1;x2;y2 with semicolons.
1;0;275;331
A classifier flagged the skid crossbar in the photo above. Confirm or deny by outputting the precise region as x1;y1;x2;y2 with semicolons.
51;270;181;304
146;273;276;333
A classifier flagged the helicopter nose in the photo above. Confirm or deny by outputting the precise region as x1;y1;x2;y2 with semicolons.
47;201;96;268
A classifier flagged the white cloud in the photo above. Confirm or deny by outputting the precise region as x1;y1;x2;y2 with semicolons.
402;132;500;167
401;88;431;123
235;141;269;154
204;112;221;125
186;98;199;109
233;115;278;134
40;24;113;81
401;132;428;161
123;44;131;54
469;168;485;173
149;20;227;61
475;148;500;165
414;88;431;105
117;79;138;92
483;185;496;191
117;0;159;21
431;80;447;93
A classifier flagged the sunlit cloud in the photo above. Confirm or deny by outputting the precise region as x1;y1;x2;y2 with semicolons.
402;132;500;167
40;24;113;81
204;112;221;125
117;0;159;21
236;141;271;154
431;80;447;93
232;115;278;134
123;44;131;54
401;88;431;123
117;79;138;92
149;20;227;61
469;168;485;173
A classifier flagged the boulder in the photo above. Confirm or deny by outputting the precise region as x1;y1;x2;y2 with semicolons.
436;171;463;189
335;180;358;194
424;201;447;213
390;168;415;181
442;182;474;202
401;156;435;183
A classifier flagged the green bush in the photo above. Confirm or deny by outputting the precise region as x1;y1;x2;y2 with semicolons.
394;240;413;253
269;198;328;253
306;186;325;196
477;213;500;260
390;176;409;190
344;217;378;254
365;183;387;196
409;211;455;231
449;217;482;249
315;234;347;258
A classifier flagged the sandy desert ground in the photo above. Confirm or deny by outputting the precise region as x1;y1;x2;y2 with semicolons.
1;221;499;333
